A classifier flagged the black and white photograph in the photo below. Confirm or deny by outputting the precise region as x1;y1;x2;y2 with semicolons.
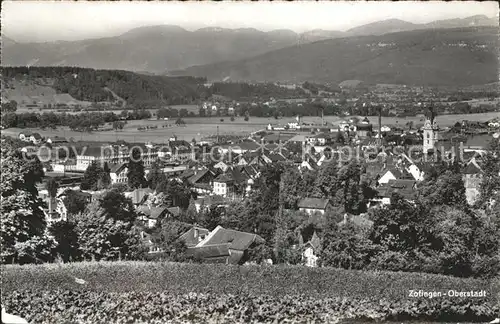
1;1;499;323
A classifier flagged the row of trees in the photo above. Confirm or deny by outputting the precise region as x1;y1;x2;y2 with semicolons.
1;110;150;130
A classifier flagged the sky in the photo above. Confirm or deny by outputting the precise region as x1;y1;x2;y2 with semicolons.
2;1;499;43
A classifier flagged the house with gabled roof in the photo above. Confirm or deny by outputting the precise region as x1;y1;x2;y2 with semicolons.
302;231;321;268
137;206;169;228
187;168;215;195
377;165;414;185
213;173;235;197
298;198;331;215
109;163;128;184
374;179;417;205
213;160;231;172
188;225;265;264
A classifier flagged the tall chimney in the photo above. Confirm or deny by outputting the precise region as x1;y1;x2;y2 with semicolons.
378;106;382;146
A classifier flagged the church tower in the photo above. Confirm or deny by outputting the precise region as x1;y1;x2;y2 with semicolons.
422;105;439;154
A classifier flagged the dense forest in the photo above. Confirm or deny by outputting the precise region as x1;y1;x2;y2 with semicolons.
207;82;309;101
2;67;208;107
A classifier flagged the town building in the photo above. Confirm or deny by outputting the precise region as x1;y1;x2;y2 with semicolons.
213;173;236;197
298;198;331;215
188;225;265;264
356;117;373;138
109;163;128;184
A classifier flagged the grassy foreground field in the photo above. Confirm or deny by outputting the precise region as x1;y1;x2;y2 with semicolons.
1;262;499;323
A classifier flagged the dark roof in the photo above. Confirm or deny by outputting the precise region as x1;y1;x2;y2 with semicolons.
298;198;330;210
214;173;234;183
57;189;91;199
188;169;212;184
49;136;68;143
304;231;321;250
31;133;43;139
267;152;287;162
178;169;195;180
356;124;373;131
137;206;168;219
463;160;483;175
108;163;127;174
188;244;230;259
378;179;416;199
166;206;181;217
178;226;210;247
463;134;494;148
197;226;265;251
230;167;250;184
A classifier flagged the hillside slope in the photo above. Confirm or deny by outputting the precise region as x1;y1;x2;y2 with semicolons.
171;27;499;86
1;67;206;108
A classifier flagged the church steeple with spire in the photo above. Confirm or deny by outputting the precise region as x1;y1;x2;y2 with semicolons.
422;104;439;154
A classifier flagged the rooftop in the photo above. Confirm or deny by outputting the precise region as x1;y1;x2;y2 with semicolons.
298;197;330;210
196;225;265;251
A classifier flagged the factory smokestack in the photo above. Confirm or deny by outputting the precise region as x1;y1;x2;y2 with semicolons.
378;106;382;146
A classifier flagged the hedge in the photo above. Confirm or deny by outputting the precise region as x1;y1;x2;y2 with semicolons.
2;261;499;323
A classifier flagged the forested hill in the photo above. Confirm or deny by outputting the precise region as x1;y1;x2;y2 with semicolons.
1;67;208;108
1;67;312;107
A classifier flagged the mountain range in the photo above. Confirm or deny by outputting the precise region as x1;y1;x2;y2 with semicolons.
2;15;497;73
172;26;499;86
2;15;498;86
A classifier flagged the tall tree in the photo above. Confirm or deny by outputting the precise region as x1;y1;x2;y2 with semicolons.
62;190;89;217
81;161;109;191
46;178;59;198
147;161;166;191
127;148;146;189
419;170;467;209
48;221;81;262
1;143;56;264
75;190;144;261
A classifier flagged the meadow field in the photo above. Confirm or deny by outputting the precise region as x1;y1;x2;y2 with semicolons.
3;112;498;143
1;261;498;323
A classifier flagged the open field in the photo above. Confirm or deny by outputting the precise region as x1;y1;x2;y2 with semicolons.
1;122;262;143
2;112;498;143
1;261;498;323
15;104;200;115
